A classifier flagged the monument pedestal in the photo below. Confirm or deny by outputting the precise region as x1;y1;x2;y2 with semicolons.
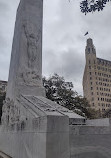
0;0;84;157
0;96;69;158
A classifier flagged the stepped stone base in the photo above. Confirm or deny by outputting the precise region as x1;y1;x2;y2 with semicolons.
0;96;70;158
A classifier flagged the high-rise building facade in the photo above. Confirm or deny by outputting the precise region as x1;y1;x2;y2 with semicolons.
83;38;111;114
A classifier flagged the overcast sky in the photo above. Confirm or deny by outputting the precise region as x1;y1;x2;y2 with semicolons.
0;0;111;95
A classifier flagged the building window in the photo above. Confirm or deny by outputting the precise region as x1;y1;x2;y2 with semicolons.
91;87;93;90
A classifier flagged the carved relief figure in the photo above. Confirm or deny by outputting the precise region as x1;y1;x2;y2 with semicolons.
17;68;41;86
23;21;41;69
1;98;20;126
22;70;41;86
16;21;42;86
1;98;10;125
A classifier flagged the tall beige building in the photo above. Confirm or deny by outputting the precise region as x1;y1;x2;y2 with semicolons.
83;38;111;114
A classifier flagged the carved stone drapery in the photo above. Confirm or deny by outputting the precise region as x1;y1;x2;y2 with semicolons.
23;21;41;69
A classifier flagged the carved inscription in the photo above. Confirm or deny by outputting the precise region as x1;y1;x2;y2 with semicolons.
23;96;71;114
26;96;56;112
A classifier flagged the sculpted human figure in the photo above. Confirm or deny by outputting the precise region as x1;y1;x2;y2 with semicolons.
1;98;11;125
23;22;41;69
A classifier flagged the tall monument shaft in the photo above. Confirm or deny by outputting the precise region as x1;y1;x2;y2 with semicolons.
7;0;45;100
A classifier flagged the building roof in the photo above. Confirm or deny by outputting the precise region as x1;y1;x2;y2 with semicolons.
97;58;111;66
0;80;7;84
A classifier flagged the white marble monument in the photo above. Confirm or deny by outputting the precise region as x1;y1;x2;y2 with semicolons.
1;0;111;158
0;0;71;158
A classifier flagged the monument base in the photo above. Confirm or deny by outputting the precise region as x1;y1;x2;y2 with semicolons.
0;96;70;158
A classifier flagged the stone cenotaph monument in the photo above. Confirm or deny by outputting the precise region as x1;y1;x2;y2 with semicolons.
2;1;108;158
0;0;71;157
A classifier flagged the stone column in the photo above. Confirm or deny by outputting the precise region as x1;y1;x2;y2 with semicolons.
6;0;45;100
